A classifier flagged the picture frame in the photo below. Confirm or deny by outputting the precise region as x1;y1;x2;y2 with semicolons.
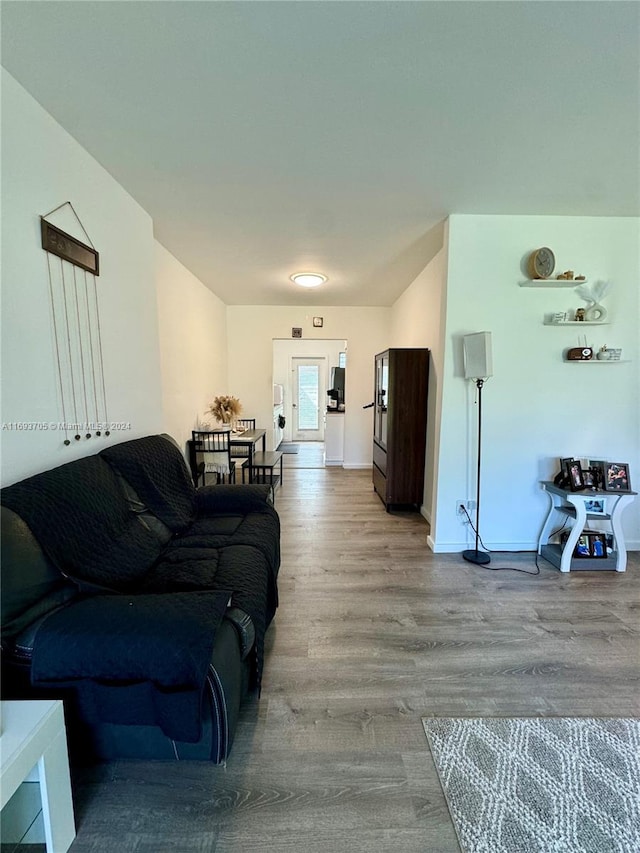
553;457;573;488
588;532;608;559
292;327;302;339
574;534;590;557
562;530;608;558
564;458;585;491
604;462;631;492
584;498;605;515
312;316;323;328
588;460;607;491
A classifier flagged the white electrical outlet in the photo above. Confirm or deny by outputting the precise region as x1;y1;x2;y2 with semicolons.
456;499;476;523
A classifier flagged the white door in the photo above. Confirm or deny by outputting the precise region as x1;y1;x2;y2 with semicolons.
292;357;326;441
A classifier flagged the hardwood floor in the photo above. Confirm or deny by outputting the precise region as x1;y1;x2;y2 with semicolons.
280;440;325;469
52;470;640;850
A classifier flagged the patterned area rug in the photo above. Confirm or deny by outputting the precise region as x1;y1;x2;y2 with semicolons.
422;717;640;853
278;443;299;454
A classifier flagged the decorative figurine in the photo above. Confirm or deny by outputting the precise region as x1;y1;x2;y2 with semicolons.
575;280;611;323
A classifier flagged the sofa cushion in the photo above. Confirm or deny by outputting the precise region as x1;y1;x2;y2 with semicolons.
1;455;161;590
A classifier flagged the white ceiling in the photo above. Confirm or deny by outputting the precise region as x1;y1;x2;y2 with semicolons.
2;1;638;306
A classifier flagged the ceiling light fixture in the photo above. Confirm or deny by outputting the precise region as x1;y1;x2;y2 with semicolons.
290;272;327;288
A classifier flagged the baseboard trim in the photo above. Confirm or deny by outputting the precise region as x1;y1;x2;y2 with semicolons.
342;463;373;470
429;540;540;554
429;540;640;554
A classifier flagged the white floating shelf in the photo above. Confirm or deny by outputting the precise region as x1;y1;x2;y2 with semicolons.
520;279;588;288
564;359;630;364
544;320;608;326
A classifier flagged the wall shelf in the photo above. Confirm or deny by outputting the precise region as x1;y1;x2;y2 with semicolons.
564;359;630;364
544;320;608;326
520;279;588;288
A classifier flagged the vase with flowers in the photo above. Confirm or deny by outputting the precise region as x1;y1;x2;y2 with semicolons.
206;395;243;430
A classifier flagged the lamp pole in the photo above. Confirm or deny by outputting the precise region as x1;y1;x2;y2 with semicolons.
463;378;491;565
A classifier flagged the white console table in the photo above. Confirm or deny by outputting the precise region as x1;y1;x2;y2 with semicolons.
538;481;637;573
0;700;75;852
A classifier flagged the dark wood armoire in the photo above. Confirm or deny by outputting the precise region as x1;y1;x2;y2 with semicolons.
372;348;429;510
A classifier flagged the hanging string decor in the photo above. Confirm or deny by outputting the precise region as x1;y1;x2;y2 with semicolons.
41;202;110;446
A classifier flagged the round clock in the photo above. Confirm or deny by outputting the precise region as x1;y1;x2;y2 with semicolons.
528;247;555;279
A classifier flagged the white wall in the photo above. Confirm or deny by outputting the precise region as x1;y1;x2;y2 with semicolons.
155;241;227;453
227;307;389;463
1;71;163;486
389;220;448;523
433;214;640;552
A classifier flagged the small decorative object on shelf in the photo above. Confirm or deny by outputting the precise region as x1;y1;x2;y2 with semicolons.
574;308;586;321
566;343;593;361
556;270;586;281
575;280;611;323
528;247;555;279
598;346;622;360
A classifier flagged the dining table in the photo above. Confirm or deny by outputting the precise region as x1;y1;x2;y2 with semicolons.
229;428;267;483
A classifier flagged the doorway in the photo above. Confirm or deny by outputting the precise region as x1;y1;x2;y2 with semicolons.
291;357;326;441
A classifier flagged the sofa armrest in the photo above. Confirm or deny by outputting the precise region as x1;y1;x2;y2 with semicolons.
195;484;273;515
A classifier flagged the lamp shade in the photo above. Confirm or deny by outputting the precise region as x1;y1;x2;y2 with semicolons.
463;332;493;379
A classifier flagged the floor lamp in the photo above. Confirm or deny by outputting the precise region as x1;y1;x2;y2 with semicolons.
462;332;493;566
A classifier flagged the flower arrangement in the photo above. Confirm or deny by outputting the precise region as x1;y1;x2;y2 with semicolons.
206;395;242;425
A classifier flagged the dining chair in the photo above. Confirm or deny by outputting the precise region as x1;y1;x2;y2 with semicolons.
191;430;236;486
231;419;256;482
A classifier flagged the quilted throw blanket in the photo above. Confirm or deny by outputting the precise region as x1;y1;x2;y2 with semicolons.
0;454;161;589
101;435;196;532
31;589;231;742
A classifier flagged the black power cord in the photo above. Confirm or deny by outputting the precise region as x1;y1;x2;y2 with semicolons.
459;505;571;576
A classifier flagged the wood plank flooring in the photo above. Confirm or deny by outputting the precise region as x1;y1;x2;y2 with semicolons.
34;468;640;851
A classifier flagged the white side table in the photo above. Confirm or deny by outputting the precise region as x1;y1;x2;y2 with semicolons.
538;481;637;572
0;700;76;852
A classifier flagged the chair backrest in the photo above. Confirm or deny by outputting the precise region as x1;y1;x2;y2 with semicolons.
191;429;235;483
192;430;231;452
232;420;256;458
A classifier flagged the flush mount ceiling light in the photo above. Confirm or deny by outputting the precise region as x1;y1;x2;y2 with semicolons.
290;272;327;288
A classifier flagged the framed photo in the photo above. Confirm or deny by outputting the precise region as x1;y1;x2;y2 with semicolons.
604;462;631;492
564;458;585;491
584;498;605;515
588;460;607;490
292;327;302;339
553;457;574;488
575;534;590;557
588;532;608;558
312;316;323;328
